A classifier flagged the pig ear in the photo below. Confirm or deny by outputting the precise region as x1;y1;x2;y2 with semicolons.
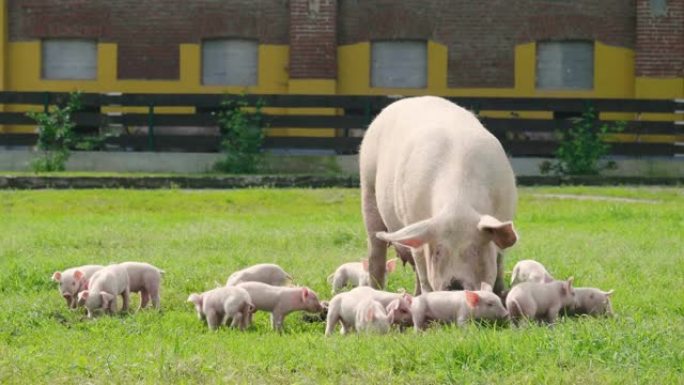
603;289;614;297
361;259;369;272
51;272;62;282
385;258;397;273
480;282;493;292
73;270;84;281
543;274;554;283
365;306;376;322
402;293;413;306
100;292;114;307
465;291;480;309
376;219;433;249
187;293;202;306
477;215;518;249
566;277;574;287
301;287;310;302
78;290;89;301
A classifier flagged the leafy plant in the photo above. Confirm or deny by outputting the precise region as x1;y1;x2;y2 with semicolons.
26;92;84;172
541;106;625;176
213;95;265;174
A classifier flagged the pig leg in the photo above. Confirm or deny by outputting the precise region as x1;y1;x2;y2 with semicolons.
230;313;243;330
332;272;348;294
325;299;341;336
340;320;354;335
362;186;389;290
139;290;150;309
270;312;285;332
544;306;561;325
412;247;432;294
121;288;131;312
108;296;118;315
412;301;428;332
206;309;220;331
493;252;505;296
150;287;160;309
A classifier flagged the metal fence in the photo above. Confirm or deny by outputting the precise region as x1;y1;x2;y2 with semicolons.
0;92;682;157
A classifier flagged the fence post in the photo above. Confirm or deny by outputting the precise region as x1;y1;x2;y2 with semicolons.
43;92;50;113
147;103;155;151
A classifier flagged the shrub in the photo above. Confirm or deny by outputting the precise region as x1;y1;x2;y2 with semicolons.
26;92;83;172
213;95;265;174
540;107;625;176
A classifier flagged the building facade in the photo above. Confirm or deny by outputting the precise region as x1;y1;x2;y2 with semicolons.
0;0;682;132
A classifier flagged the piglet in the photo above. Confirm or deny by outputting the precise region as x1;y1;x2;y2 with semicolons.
77;264;130;318
325;286;412;336
506;277;575;325
327;258;397;294
226;263;293;287
355;299;391;334
565;287;614;317
51;265;104;309
119;262;164;309
411;283;508;331
187;286;255;331
235;281;323;332
510;259;554;286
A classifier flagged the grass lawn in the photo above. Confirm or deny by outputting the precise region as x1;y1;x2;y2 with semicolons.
0;187;682;384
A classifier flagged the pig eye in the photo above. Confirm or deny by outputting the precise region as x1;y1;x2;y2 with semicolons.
487;302;493;307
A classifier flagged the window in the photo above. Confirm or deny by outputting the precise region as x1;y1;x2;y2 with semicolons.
650;0;667;17
371;41;427;88
536;41;594;90
42;39;97;80
202;39;258;86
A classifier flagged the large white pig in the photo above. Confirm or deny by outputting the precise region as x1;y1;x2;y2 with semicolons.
359;96;518;295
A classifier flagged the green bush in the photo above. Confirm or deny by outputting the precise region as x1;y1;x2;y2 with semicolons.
213;95;265;174
541;107;625;176
26;92;83;172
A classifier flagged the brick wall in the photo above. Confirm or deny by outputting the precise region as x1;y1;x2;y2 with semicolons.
289;0;337;79
9;0;289;80
339;0;636;88
636;0;684;77
9;0;682;85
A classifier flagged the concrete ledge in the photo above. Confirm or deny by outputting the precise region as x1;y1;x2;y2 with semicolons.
0;175;681;190
2;150;684;177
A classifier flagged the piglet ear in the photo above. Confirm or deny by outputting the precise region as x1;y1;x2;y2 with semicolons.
566;277;574;288
365;306;376;322
465;291;480;309
386;258;397;273
402;293;413;306
187;293;202;306
477;215;518;249
52;272;62;282
361;259;369;272
603;289;615;297
480;282;493;292
73;270;84;281
78;290;90;301
301;287;310;302
543;274;554;283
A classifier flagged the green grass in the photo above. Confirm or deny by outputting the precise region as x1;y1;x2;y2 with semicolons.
0;187;682;384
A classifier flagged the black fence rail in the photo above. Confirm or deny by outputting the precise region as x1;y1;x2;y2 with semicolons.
0;91;682;157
